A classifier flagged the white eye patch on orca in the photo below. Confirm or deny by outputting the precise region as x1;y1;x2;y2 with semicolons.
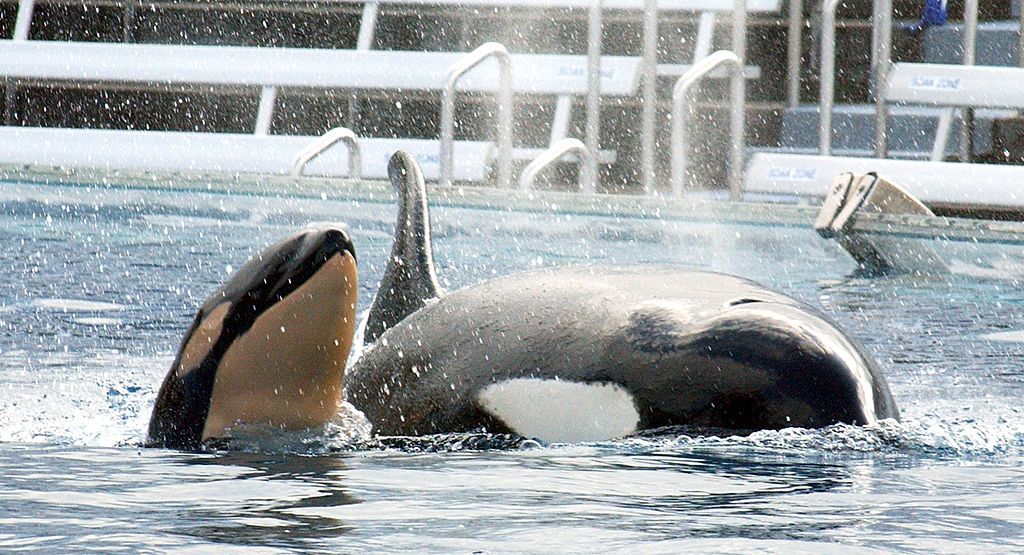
477;378;640;443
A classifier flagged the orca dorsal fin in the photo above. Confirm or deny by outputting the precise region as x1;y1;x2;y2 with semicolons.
364;151;443;344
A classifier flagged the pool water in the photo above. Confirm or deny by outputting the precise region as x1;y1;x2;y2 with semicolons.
1;181;1023;552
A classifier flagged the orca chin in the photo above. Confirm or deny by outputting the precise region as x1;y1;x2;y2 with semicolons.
146;151;899;450
146;224;358;450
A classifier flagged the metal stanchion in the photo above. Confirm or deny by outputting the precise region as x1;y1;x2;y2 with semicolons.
874;0;893;158
583;0;603;193
786;0;803;108
819;0;841;156
958;0;978;162
730;0;747;199
640;0;658;195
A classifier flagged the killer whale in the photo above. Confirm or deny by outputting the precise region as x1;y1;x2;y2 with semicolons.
343;153;899;442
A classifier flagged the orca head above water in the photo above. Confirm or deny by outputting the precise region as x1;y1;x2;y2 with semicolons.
146;224;358;450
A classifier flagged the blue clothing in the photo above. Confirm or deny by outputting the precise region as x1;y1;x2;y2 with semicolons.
905;0;948;33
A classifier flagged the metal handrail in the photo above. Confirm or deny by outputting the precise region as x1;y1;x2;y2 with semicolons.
818;0;842;156
290;127;361;179
870;0;882;80
518;138;594;192
439;42;513;188
670;50;743;198
645;0;746;195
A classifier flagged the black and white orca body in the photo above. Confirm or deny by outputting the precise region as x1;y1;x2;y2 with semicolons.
344;153;899;442
146;225;358;450
346;265;898;441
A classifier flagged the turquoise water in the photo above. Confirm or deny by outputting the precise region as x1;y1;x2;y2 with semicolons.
1;181;1023;551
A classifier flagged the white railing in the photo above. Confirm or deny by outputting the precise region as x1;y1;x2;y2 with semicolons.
728;0;747;199
519;138;594;191
439;42;513;188
290;127;362;179
670;50;743;198
641;0;746;194
8;0;772;197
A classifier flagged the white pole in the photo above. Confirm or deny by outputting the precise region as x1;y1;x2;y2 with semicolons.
13;0;35;41
641;0;658;194
874;0;892;158
819;0;841;156
1019;0;1024;69
583;0;603;194
786;0;803;108
254;86;278;136
958;0;978;162
730;0;747;199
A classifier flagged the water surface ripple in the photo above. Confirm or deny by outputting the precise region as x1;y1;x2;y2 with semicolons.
1;182;1022;551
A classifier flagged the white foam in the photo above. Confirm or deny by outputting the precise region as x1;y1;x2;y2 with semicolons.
477;378;639;443
32;299;125;312
948;259;1024;281
980;330;1024;343
142;214;244;228
74;317;123;326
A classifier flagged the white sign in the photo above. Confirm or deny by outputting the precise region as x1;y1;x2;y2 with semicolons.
909;76;962;91
768;167;817;181
557;66;617;80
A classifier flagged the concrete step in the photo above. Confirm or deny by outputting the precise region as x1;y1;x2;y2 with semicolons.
779;104;1014;157
923;21;1022;66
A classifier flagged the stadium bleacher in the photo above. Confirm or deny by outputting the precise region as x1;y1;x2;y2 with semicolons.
0;0;781;191
748;0;1024;219
4;0;1023;202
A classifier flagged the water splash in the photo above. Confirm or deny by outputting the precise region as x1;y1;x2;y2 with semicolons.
615;417;1024;459
162;415;1024;459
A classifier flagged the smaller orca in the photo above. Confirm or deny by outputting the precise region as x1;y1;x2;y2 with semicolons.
146;224;358;450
